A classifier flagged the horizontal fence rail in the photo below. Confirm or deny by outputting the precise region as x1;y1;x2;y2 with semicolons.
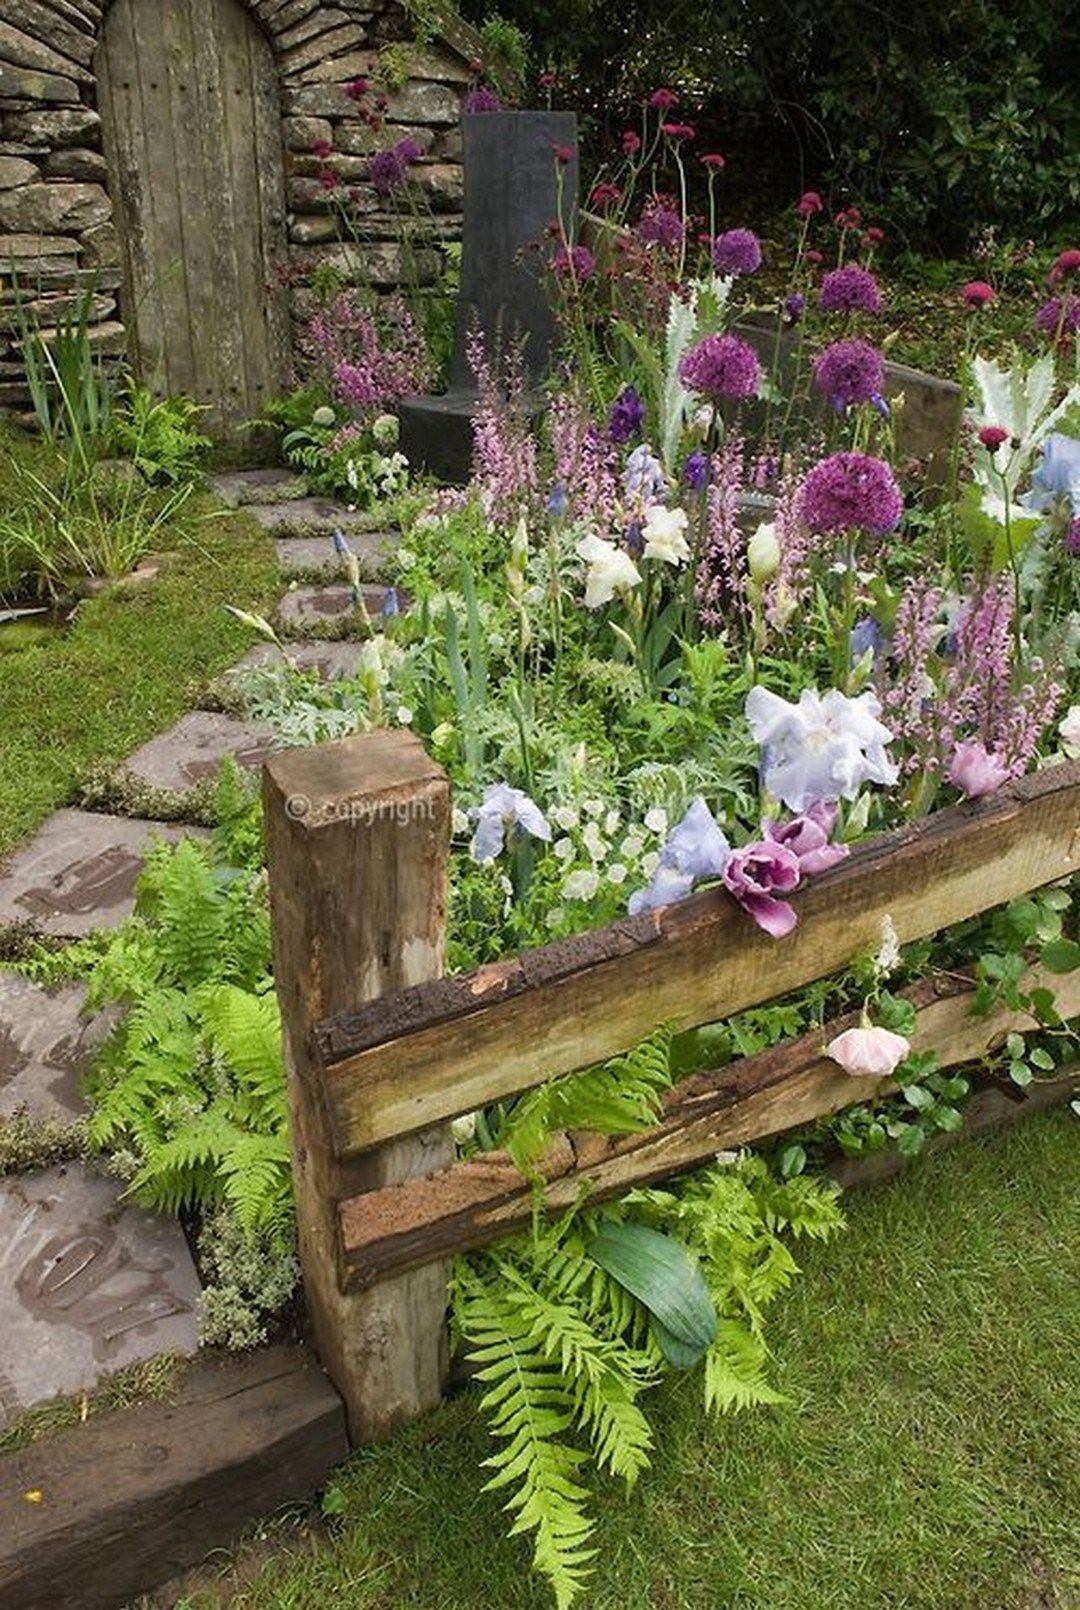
336;966;1080;1288
315;759;1080;1160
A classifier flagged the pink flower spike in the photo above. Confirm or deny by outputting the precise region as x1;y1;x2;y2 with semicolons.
947;739;1010;799
722;841;801;937
826;1025;911;1078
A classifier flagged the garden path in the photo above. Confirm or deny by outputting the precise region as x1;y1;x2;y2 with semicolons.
0;469;396;1428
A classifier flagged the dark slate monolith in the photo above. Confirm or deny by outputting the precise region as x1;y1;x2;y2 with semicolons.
400;110;579;484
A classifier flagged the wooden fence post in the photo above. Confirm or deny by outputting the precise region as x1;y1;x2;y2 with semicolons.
262;731;453;1443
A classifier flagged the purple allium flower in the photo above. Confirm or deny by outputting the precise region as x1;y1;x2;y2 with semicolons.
679;333;761;401
711;228;762;276
812;338;886;410
462;87;503;113
553;243;596;281
797;451;903;535
369;139;420;195
722;840;802;936
819;264;883;315
1035;296;1080;345
684;448;707;490
608;385;646;444
783;292;805;325
637;202;684;250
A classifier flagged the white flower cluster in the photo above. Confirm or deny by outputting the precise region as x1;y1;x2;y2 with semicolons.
544;797;667;924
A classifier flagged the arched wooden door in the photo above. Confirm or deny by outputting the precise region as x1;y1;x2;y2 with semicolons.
96;0;291;430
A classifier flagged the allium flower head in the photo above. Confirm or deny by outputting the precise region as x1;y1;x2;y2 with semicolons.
783;293;805;325
679;333;761;401
819;264;882;314
462;86;502;113
812;338;885;410
798;451;903;535
553;243;595;282
1035;296;1080;345
711;228;762;276
369;139;420;195
608;384;645;444
962;280;995;308
796;190;823;217
637;200;684;250
746;685;899;812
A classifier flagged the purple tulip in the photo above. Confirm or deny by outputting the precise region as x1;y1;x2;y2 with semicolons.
763;801;849;875
722;840;802;936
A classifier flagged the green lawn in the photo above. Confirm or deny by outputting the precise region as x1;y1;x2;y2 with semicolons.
177;1108;1080;1610
0;424;279;858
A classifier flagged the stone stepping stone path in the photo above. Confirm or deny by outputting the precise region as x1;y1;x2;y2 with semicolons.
0;811;203;940
278;582;398;630
0;975;114;1126
226;639;366;681
116;711;276;795
208;467;398;577
206;467;299;508
0;1166;201;1429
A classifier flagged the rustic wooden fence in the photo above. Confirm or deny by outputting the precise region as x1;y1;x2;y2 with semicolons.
263;733;1080;1441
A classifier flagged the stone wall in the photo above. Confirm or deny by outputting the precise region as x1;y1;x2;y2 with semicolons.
0;0;477;411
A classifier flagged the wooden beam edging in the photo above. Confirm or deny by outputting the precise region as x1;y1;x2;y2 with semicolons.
317;759;1080;1158
336;966;1080;1289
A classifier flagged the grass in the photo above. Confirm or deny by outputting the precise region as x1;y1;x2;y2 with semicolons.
0;421;279;857
174;1108;1080;1610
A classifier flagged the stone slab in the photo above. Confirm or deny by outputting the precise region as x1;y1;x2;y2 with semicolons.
245;497;383;539
0;812;203;940
276;531;395;576
229;640;365;680
117;711;276;794
206;467;298;508
0;1166;201;1428
277;583;398;627
0;974;113;1124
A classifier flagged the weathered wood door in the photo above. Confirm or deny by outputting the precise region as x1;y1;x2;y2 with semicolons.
96;0;290;430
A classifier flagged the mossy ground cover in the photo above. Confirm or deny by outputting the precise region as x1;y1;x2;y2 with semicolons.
173;1108;1080;1610
0;422;279;858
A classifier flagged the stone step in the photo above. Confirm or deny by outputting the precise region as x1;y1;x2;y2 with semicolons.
276;529;396;577
115;712;276;796
0;812;205;940
206;468;301;509
245;497;384;540
0;974;115;1127
277;583;400;631
225;640;367;682
0;1165;201;1430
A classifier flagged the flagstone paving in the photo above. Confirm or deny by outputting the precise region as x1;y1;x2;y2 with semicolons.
277;582;399;629
0;812;205;940
276;530;395;576
116;711;277;794
0;1166;201;1428
0;975;114;1125
226;640;366;681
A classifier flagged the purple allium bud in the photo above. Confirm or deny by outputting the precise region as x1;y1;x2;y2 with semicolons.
819;264;883;314
462;87;503;113
797;451;903;536
679;333;761;401
783;292;805;325
607;385;646;444
1035;296;1080;345
812;338;886;410
711;227;762;276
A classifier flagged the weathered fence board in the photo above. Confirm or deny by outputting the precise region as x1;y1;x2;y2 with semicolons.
336;965;1080;1287
317;760;1080;1157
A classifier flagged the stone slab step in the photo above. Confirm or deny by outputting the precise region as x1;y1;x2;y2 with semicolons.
277;582;399;630
276;529;395;577
0;1164;201;1430
206;468;300;509
0;812;204;940
227;639;366;681
115;711;276;796
246;496;383;540
0;974;115;1126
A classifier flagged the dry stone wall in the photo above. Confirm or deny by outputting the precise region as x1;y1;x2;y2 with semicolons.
0;0;476;410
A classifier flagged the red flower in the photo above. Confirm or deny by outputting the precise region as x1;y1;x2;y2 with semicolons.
375;95;388;110
835;205;861;229
589;181;622;210
806;247;824;265
317;168;339;190
796;190;823;217
962;280;995;307
311;139;333;159
661;122;696;139
865;227;885;245
648;88;679;110
344;77;369;101
538;70;558;89
552;143;575;164
700;152;725;170
1049;248;1080;286
978;425;1009;452
622;129;642;155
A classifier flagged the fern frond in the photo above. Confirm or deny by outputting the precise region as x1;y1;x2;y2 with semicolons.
703;1319;786;1416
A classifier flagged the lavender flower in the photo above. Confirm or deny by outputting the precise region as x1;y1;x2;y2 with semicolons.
462;87;503;113
628;798;731;914
470;783;551;863
819;265;883;315
797;451;903;536
812;338;885;410
608;385;646;444
679;334;761;401
711;228;762;276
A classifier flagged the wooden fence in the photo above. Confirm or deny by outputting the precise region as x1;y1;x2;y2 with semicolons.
264;733;1080;1441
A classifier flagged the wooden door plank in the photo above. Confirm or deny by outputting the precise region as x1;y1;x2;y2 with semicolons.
315;760;1080;1156
249;20;291;408
337;966;1080;1285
